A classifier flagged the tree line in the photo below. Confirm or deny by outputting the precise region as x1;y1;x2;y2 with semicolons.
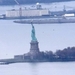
38;46;75;61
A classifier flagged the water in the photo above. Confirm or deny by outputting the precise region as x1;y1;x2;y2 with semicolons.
0;62;75;75
0;1;75;75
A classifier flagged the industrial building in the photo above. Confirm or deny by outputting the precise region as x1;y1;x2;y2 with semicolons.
6;9;49;18
5;3;49;18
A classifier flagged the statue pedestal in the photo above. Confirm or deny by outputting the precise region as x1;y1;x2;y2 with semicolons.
30;41;39;53
29;41;40;59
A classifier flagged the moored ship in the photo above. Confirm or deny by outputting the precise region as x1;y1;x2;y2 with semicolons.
14;17;75;24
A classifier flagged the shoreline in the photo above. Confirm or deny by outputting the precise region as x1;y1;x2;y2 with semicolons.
0;58;75;65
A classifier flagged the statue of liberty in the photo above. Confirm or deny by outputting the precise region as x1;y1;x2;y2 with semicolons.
31;23;37;41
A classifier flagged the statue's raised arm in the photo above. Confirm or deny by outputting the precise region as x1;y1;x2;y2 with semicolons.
31;23;37;41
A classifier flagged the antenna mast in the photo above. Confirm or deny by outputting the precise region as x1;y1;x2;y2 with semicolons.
14;0;22;19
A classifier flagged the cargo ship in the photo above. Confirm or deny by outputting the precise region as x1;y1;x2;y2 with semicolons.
13;17;75;24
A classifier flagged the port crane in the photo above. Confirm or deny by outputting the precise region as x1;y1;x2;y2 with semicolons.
14;0;22;19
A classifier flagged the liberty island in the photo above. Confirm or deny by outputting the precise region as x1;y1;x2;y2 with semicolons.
0;23;75;64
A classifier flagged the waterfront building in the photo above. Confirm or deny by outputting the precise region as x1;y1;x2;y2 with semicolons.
5;3;49;18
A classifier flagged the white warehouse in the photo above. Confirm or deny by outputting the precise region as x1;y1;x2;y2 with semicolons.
6;9;49;18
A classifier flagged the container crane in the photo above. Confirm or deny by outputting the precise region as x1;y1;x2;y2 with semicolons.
14;0;22;19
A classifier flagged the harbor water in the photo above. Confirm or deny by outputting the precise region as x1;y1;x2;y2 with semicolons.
0;1;75;75
0;62;75;75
